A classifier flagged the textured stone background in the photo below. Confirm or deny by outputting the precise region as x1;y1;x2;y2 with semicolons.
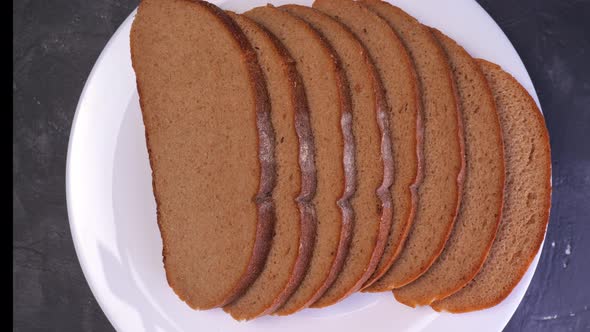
12;0;590;331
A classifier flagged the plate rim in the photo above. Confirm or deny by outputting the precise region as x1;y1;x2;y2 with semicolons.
65;9;139;332
65;1;545;331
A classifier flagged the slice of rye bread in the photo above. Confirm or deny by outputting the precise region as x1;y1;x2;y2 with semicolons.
393;28;505;307
130;0;274;309
432;60;552;313
361;0;465;291
280;4;391;308
313;0;421;290
244;5;353;315
222;13;315;320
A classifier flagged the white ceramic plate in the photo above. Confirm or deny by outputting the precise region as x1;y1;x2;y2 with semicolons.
66;0;544;331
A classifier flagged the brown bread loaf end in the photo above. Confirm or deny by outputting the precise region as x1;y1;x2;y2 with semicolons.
432;60;551;313
394;28;505;307
130;0;274;309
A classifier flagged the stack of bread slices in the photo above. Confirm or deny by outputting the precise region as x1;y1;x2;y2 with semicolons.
130;0;551;320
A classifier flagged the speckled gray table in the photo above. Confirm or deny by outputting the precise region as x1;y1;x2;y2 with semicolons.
12;0;590;331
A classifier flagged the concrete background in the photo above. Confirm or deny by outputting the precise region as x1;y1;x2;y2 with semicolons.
13;0;590;330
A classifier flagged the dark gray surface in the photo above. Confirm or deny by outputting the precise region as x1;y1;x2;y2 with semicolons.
12;0;590;331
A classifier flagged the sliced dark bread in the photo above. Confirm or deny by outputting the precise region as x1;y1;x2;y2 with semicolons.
361;0;465;291
130;0;274;309
280;4;390;308
432;60;552;313
244;5;352;315
313;0;421;290
394;28;505;307
222;12;315;320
